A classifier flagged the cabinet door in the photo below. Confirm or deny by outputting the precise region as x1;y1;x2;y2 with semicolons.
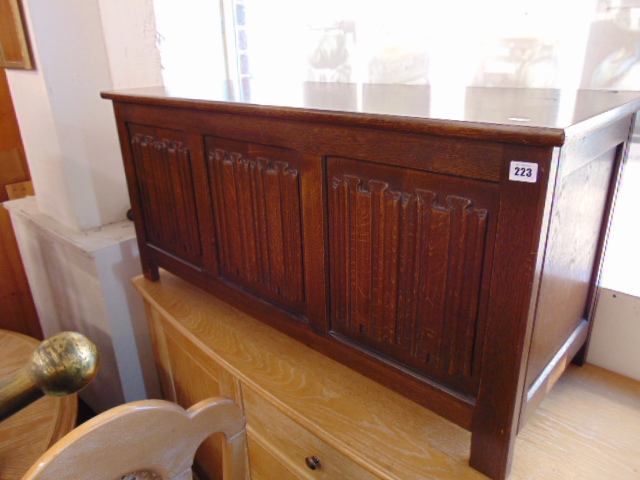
128;124;209;268
145;306;229;480
204;137;324;320
328;157;498;395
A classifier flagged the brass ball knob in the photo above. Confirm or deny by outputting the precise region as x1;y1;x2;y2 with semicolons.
27;331;101;396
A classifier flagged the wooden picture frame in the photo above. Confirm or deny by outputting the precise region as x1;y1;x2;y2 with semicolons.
0;0;33;69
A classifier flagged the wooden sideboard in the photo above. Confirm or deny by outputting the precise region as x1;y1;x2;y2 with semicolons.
104;84;640;479
134;271;486;480
133;272;640;480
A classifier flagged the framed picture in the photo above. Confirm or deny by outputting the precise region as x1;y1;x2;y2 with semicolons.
0;0;33;69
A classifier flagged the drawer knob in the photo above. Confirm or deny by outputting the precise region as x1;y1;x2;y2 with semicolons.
305;456;321;470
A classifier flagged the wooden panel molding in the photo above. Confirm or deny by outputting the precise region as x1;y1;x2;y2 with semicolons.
328;159;494;395
0;68;39;338
205;137;306;314
0;0;33;69
129;126;203;266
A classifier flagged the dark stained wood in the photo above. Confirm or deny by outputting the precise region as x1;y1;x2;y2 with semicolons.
0;204;41;339
469;143;556;480
112;101;507;182
102;84;640;146
205;137;308;314
128;125;204;267
521;319;589;428
327;157;498;396
524;132;626;389
102;84;640;480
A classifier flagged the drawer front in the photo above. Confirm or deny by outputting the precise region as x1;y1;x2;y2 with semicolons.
248;436;302;480
243;386;379;480
328;156;499;396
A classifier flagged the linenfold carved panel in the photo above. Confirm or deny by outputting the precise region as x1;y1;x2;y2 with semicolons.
328;158;495;394
205;137;306;314
130;128;203;265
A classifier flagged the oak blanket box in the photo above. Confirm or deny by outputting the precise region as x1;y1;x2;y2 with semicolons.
103;84;640;479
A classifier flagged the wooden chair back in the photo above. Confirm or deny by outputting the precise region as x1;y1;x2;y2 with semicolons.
21;397;247;480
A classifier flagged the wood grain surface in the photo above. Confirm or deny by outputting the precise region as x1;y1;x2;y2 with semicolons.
0;330;77;480
243;384;379;480
135;272;640;480
0;204;41;339
102;85;640;146
514;364;640;480
110;87;639;479
327;156;498;396
20;397;247;480
0;66;40;339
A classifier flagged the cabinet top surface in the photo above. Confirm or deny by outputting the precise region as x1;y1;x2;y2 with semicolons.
102;83;640;145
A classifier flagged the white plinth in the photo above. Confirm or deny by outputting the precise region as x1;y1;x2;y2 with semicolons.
4;196;160;412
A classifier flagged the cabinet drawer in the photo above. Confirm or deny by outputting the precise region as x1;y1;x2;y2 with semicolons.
243;386;379;480
248;436;301;480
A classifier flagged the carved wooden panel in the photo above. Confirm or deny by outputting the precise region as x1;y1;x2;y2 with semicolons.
525;144;619;390
205;137;306;315
328;157;497;394
129;125;203;266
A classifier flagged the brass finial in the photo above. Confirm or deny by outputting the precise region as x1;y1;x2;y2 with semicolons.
0;332;100;422
27;331;101;396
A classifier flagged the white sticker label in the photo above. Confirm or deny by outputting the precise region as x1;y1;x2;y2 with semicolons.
509;161;538;183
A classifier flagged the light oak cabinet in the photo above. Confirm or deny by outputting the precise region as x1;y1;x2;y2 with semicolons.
134;271;483;480
106;84;640;479
242;386;379;480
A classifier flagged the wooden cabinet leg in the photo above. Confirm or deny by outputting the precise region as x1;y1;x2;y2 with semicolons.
469;425;515;480
144;263;160;281
571;342;588;366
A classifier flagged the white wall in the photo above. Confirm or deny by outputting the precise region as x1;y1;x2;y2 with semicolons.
600;150;640;298
6;196;162;410
7;0;163;231
4;0;164;411
9;0;121;230
5;0;76;230
589;289;640;381
98;0;163;90
16;220;126;411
